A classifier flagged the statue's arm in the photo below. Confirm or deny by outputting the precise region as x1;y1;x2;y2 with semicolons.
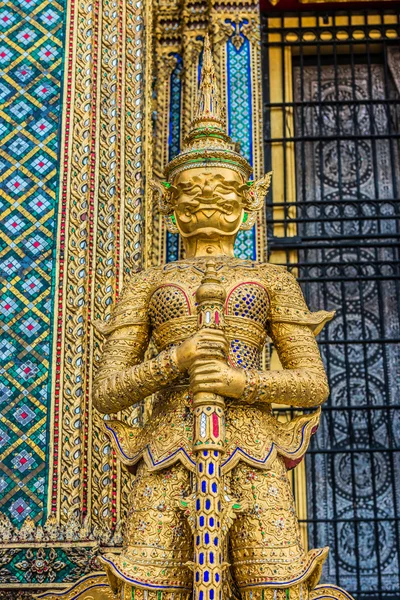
242;268;334;408
92;273;183;414
245;321;329;407
93;325;183;414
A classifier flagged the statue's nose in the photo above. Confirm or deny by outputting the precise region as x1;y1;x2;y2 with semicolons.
202;183;214;198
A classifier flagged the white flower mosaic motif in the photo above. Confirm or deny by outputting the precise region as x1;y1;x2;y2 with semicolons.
137;520;147;533
0;11;16;27
31;118;51;137
34;82;55;99
17;360;39;380
0;257;21;275
6;175;28;194
28;193;50;213
12;449;35;473
18;0;41;7
0;46;13;63
38;44;58;62
16;27;37;46
143;485;153;498
15;64;34;82
26;235;45;254
9;100;31;119
32;155;52;173
8;138;30;156
20;316;40;337
15;404;35;426
22;275;42;295
5;215;24;233
40;9;59;25
10;498;32;523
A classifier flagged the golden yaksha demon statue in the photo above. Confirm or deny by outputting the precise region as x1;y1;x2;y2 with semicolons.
93;35;355;600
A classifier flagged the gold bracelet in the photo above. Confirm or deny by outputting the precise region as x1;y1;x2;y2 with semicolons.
241;369;260;404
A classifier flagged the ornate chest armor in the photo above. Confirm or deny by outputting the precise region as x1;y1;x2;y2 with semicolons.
94;257;332;475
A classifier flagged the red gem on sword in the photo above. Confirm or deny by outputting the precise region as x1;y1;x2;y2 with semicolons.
212;412;219;438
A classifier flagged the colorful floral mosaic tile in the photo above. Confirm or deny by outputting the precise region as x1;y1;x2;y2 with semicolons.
0;0;66;525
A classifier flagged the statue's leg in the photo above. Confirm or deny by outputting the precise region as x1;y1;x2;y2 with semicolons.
100;460;193;600
310;584;355;600
228;459;327;600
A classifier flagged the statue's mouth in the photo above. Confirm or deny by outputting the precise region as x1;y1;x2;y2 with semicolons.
179;225;241;238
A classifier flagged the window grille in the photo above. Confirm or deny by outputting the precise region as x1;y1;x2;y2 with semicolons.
261;10;400;599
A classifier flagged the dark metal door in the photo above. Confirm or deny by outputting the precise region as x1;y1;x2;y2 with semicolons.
261;10;400;599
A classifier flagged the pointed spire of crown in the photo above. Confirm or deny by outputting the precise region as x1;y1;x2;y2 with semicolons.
192;33;225;128
164;34;252;182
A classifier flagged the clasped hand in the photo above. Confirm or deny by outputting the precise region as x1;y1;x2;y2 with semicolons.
175;329;246;399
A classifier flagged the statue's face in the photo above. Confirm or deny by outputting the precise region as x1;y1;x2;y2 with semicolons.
171;167;245;239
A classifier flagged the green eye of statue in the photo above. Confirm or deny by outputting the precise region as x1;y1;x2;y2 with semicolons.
171;214;176;224
243;212;248;223
162;181;171;189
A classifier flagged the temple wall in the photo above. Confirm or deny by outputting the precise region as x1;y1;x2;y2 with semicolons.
0;0;265;591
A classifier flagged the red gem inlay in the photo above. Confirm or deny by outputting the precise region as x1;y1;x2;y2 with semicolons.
212;412;219;438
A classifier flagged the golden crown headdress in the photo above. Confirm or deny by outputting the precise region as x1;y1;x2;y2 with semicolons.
165;34;252;182
153;34;272;232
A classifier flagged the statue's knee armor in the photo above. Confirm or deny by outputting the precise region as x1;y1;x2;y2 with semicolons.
100;462;193;594
228;461;326;593
119;586;192;600
240;584;310;600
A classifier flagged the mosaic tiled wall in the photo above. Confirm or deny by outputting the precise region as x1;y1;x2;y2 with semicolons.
227;34;256;261
0;0;66;525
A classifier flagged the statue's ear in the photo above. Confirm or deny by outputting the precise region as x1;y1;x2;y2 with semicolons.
243;171;273;211
150;178;173;215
